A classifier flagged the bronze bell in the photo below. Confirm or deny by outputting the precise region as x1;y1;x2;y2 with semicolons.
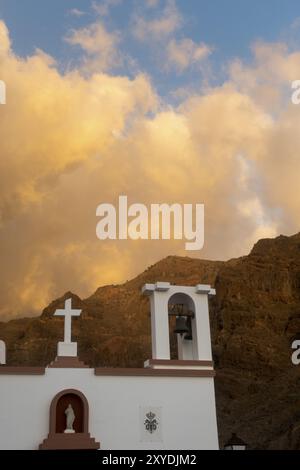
174;316;189;335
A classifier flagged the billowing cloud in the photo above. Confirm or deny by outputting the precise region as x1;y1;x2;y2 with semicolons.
166;38;212;72
1;18;300;319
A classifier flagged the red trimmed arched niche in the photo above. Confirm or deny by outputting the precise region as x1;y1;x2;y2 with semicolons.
50;389;88;434
39;389;100;450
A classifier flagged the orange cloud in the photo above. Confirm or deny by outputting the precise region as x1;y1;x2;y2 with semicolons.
1;19;300;319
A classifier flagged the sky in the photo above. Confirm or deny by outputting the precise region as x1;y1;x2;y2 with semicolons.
1;0;300;95
0;1;300;318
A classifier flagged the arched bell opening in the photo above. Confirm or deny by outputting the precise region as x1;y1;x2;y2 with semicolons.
168;293;196;360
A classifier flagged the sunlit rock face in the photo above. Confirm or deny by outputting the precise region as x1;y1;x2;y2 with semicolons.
2;233;300;449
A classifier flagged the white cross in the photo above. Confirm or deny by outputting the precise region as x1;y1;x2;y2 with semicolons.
54;298;81;344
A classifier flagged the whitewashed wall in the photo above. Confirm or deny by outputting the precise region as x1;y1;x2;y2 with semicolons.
0;368;219;450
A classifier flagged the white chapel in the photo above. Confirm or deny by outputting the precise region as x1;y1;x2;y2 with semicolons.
0;282;219;450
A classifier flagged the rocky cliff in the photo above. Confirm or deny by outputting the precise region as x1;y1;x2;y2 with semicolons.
1;233;300;449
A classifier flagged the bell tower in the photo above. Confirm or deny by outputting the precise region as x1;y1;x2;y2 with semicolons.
142;282;216;371
142;282;219;449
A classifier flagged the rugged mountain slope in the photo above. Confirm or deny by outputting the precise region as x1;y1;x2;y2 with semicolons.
1;233;300;449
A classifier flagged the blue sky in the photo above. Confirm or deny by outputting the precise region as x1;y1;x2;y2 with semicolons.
1;0;300;97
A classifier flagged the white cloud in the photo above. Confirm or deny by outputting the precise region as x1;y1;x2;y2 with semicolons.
69;8;85;18
145;0;159;8
92;0;122;17
65;21;122;72
132;0;182;41
166;38;212;72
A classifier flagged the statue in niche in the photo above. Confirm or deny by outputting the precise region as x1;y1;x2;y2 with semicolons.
64;404;75;433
